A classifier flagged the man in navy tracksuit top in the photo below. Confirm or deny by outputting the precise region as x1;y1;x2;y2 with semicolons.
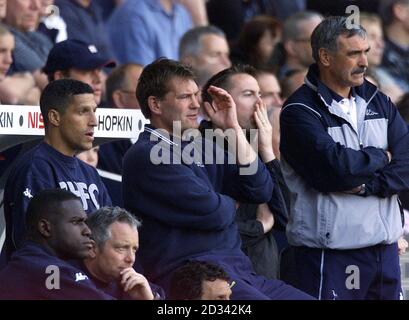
200;65;289;280
123;58;313;299
1;79;111;268
0;189;113;299
73;206;165;300
280;16;409;299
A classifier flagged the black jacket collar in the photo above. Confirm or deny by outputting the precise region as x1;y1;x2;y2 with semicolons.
305;63;378;106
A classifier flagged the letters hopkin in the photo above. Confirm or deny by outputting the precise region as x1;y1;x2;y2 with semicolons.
157;305;191;318
98;114;132;132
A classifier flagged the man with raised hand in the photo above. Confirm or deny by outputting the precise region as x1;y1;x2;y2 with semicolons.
123;58;312;300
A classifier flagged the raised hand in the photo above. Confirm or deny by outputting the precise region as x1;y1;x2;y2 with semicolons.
254;103;275;162
120;267;154;300
203;85;240;130
256;203;275;234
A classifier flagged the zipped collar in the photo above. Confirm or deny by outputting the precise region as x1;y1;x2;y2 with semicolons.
305;63;378;105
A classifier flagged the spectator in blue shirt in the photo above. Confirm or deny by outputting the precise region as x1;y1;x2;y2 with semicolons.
4;0;51;92
108;0;192;65
55;0;113;58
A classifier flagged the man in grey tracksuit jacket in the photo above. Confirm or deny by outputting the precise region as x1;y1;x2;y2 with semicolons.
280;16;409;300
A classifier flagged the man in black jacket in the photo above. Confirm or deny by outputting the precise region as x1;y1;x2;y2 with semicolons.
201;65;289;279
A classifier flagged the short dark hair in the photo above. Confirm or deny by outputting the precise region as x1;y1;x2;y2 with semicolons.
135;58;196;119
47;69;70;83
25;189;80;237
86;206;141;249
311;16;367;63
105;63;142;107
169;261;230;300
280;68;307;98
201;64;257;105
40;79;94;130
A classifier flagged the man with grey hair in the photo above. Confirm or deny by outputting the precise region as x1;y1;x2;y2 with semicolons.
179;25;231;88
378;0;409;92
277;11;322;79
74;206;164;300
280;16;409;299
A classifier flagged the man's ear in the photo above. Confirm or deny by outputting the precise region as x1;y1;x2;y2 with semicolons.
112;90;125;109
180;54;195;66
318;48;331;67
48;109;61;127
53;71;65;80
284;40;297;57
147;96;161;116
88;241;97;259
38;219;52;238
